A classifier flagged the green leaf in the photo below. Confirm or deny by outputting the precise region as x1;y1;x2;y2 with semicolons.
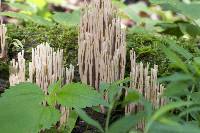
52;11;80;26
39;107;60;130
75;108;104;133
7;2;35;12
107;77;131;102
178;23;200;37
149;122;200;133
194;57;200;66
30;15;53;26
162;46;188;73
124;90;140;104
99;82;110;96
107;112;145;133
55;83;109;108
149;0;178;5
0;11;31;21
169;43;193;60
0;11;53;26
64;110;78;133
145;101;193;132
159;73;193;82
179;106;200;117
164;82;190;97
0;83;60;133
122;2;152;23
150;0;200;20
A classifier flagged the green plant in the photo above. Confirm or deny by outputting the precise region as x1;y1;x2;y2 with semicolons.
73;78;144;133
0;83;60;133
0;82;108;133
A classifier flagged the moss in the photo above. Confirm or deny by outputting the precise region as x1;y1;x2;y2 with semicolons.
6;23;199;78
7;23;78;66
126;30;199;76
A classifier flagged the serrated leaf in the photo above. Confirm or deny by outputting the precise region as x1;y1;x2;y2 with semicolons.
55;83;109;108
0;83;60;133
75;108;104;133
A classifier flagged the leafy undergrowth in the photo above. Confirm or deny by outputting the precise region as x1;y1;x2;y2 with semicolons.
0;83;60;133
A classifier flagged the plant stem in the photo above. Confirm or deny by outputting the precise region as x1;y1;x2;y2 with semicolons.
105;103;113;133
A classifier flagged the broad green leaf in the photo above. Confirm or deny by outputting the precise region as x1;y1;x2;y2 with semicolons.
0;83;60;133
75;108;104;133
107;112;145;133
55;83;108;108
46;80;62;106
64;110;78;133
38;107;60;130
52;11;80;26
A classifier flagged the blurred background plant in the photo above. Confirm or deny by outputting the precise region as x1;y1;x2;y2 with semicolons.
2;0;200;39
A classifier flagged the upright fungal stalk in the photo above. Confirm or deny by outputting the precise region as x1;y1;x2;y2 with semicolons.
0;20;7;59
78;0;126;90
9;50;26;86
125;49;165;129
28;43;74;94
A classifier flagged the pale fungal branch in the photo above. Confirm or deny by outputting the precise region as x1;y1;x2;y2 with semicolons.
78;0;126;91
9;43;74;126
0;20;7;59
125;49;165;129
28;43;74;94
9;50;26;86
